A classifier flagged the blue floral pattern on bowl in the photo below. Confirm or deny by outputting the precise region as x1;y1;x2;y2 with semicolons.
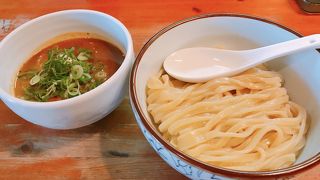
132;107;230;180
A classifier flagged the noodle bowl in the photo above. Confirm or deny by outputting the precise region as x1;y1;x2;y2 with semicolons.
146;66;308;171
130;14;320;178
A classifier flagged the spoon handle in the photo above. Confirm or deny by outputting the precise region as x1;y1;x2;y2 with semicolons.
245;34;320;65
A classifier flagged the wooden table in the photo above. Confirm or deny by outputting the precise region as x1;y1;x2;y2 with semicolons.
0;0;320;179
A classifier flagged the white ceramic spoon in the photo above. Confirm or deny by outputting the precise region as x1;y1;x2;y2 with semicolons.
163;34;320;83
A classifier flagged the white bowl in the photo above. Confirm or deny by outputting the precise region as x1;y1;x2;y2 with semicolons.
0;10;134;129
130;14;320;179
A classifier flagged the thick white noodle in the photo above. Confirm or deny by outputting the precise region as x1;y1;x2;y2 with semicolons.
146;67;307;171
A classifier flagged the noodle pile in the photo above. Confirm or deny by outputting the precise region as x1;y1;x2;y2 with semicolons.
146;67;308;171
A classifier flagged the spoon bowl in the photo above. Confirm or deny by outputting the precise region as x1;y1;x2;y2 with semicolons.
164;34;320;83
164;47;247;82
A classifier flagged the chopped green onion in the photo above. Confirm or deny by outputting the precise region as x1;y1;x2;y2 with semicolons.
95;71;107;80
71;65;83;79
83;73;91;79
18;47;105;102
79;73;92;83
67;81;80;96
29;75;40;85
77;52;89;61
41;83;57;99
18;70;37;79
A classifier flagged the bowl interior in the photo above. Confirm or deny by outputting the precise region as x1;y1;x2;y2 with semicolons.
134;15;320;168
0;10;130;96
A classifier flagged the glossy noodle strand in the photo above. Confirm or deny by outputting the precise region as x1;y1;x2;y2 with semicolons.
146;67;307;171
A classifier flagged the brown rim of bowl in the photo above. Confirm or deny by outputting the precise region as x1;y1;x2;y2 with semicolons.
129;13;320;178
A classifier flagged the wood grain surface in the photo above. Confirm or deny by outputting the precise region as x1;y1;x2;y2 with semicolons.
0;0;320;179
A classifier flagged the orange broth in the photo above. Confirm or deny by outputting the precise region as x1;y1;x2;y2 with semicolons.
15;37;124;101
